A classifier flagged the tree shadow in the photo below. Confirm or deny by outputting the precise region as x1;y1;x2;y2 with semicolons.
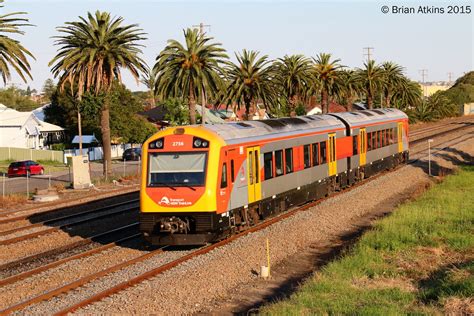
417;261;472;304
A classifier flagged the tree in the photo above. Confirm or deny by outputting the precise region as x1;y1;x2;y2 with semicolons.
0;0;35;85
380;62;405;108
224;49;276;120
392;78;422;110
161;98;189;126
355;60;384;109
42;79;56;102
274;55;313;116
44;81;156;144
0;86;39;110
49;11;147;175
140;67;158;108
312;53;343;113
336;69;360;111
154;28;228;124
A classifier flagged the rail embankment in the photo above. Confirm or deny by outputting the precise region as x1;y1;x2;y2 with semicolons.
262;165;474;315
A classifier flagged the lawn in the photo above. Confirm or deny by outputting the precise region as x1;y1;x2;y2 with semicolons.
0;159;68;175
262;166;474;315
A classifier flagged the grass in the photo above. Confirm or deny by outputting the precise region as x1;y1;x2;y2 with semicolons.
262;165;474;315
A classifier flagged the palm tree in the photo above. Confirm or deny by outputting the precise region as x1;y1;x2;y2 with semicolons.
311;53;343;114
337;69;360;111
0;0;34;84
381;62;405;108
224;49;276;120
50;11;147;175
392;78;422;110
355;60;384;109
140;67;158;108
274;55;312;116
154;28;228;125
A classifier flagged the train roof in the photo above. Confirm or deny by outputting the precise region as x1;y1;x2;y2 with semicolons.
188;108;407;145
329;108;408;127
204;114;345;144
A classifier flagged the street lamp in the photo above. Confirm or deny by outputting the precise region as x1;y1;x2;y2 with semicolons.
428;139;434;176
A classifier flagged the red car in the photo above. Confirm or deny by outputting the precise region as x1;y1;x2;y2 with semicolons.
7;160;44;177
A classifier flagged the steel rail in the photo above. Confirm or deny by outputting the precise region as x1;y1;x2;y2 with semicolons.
52;125;474;316
0;223;139;273
0;198;139;225
0;233;140;287
0;200;139;237
1;121;471;315
0;206;138;246
0;245;168;315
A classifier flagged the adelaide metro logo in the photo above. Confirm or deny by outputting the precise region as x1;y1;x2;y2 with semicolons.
158;196;170;205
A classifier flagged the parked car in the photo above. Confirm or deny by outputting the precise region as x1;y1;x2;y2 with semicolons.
7;160;44;177
122;148;141;161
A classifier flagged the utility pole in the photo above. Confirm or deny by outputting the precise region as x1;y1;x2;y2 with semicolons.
419;69;428;97
192;22;211;125
447;72;453;85
363;47;374;63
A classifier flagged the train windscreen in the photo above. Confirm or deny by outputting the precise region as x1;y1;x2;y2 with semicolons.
148;152;207;187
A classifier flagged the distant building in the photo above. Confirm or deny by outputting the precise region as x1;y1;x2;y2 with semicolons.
419;83;450;97
0;104;64;149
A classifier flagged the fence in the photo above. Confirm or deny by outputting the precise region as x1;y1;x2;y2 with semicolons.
63;143;135;163
0;147;63;163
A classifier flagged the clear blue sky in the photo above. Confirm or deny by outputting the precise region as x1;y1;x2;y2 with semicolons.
5;0;473;91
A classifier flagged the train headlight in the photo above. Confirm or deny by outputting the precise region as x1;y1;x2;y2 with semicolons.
149;138;164;149
193;137;209;148
193;138;202;147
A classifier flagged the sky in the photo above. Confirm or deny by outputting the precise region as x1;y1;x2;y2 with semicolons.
5;0;473;92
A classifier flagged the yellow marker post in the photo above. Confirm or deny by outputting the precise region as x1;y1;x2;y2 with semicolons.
266;238;271;277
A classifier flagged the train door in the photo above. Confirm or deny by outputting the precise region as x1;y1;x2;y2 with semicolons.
246;146;262;204
359;128;367;166
397;122;403;153
327;134;337;176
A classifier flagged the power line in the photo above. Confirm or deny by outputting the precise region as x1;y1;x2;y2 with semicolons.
447;72;453;84
419;69;428;97
192;22;211;35
363;47;374;63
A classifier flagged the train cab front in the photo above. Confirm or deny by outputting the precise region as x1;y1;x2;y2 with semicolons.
139;127;225;246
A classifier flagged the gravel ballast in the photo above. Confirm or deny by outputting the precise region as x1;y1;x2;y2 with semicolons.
66;133;473;314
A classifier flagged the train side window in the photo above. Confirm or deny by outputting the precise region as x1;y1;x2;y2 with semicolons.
378;130;383;148
220;163;227;188
275;150;284;176
372;132;377;149
263;153;273;180
367;133;372;151
230;159;235;182
320;141;327;164
285;148;293;173
385;130;389;146
352;135;358;155
312;143;319;166
303;145;311;169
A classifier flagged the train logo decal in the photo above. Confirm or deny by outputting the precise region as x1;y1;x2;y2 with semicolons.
158;196;170;205
158;196;192;206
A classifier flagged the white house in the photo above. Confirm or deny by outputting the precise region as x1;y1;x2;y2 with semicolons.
0;104;64;149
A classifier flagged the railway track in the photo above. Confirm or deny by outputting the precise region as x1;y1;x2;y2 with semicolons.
0;199;139;245
0;119;472;315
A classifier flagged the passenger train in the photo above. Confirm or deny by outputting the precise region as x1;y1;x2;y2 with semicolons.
140;109;409;245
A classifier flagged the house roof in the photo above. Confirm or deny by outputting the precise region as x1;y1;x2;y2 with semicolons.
72;135;98;144
0;104;63;133
0;104;39;127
